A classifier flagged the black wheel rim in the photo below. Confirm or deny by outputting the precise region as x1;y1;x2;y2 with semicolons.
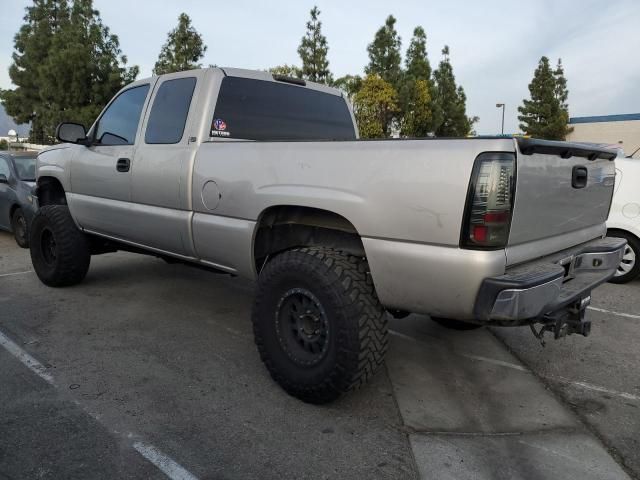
275;288;330;366
40;228;57;265
15;214;26;243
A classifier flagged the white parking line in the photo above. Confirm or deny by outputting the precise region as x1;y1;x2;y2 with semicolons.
388;329;529;373
133;442;199;480
0;330;54;384
389;329;640;403
550;376;640;402
588;306;640;321
0;328;199;480
0;270;33;278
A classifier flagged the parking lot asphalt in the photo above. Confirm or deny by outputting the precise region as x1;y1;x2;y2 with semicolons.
0;230;637;479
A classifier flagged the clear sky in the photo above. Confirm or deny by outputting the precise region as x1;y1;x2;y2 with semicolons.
1;0;638;134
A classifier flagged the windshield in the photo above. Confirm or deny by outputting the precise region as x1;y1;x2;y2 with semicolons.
13;155;37;181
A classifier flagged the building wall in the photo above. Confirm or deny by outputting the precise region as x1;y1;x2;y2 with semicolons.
566;119;640;158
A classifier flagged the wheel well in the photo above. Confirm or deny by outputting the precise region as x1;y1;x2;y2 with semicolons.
607;228;637;239
37;177;67;206
9;203;20;220
253;206;365;272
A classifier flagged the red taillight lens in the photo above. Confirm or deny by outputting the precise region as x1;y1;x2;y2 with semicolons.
462;153;515;249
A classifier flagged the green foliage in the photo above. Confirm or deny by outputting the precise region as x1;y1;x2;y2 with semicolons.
297;6;332;84
1;0;138;144
433;46;473;136
518;57;573;140
333;74;362;102
401;79;433;137
365;15;402;91
269;64;303;79
352;75;399;139
400;26;438;137
153;13;207;75
0;139;8;150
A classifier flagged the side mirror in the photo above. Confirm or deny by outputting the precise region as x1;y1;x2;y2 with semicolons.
56;122;87;144
0;174;7;184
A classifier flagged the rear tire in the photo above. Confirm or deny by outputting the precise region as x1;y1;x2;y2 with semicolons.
431;317;482;331
29;205;90;287
11;207;29;248
608;231;640;284
252;248;388;404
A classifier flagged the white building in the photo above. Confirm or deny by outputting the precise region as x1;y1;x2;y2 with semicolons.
566;113;640;158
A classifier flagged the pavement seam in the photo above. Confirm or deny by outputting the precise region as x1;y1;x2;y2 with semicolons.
383;362;422;480
403;426;586;437
489;327;639;480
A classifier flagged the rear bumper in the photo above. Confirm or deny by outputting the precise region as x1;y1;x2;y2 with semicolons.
473;237;625;325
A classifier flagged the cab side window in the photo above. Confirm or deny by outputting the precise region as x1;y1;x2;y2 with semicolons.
95;84;150;146
145;77;197;144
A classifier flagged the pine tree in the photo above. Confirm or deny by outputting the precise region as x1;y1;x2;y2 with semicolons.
433;46;473;137
1;0;138;144
297;6;332;84
1;0;70;143
518;57;573;140
400;26;438;136
39;0;139;135
153;13;207;75
352;74;399;139
402;79;433;137
365;15;402;90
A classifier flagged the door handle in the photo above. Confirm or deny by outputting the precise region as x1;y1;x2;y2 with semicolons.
116;158;131;172
572;166;588;189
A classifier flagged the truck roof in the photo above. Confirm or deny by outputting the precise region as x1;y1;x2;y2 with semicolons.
131;67;345;98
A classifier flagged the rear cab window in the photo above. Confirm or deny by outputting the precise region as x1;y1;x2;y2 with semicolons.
211;77;355;141
145;77;197;144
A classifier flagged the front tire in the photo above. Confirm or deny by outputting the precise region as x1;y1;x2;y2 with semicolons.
29;205;91;287
11;207;29;248
608;231;640;284
252;248;388;404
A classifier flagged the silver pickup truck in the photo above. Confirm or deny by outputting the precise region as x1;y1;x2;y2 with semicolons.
31;67;624;403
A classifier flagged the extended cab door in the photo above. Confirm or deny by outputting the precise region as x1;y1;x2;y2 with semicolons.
127;72;201;255
68;82;152;239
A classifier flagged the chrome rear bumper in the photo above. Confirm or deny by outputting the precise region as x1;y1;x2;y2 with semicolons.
474;237;625;325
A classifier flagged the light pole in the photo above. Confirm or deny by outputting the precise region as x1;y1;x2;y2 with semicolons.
496;103;505;135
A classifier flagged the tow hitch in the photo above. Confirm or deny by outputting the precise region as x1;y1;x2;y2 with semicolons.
529;296;592;346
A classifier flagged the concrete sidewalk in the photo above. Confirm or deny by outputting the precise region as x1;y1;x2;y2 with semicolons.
387;316;631;480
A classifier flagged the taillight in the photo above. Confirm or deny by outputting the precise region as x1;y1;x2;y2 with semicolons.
461;153;516;249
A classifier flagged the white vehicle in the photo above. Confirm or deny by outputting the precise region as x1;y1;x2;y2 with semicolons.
608;155;640;283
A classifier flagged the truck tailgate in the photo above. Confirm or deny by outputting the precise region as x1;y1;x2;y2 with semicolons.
507;139;617;265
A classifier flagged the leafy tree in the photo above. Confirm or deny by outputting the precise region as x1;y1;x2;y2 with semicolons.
269;64;302;79
153;13;207;75
333;74;362;102
365;15;402;91
1;0;70;143
433;46;474;136
518;56;572;140
0;139;8;150
400;26;438;136
401;79;433;137
1;0;138;144
352;74;399;139
297;6;332;84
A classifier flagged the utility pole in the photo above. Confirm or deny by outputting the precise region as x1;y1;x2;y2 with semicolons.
496;103;505;135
